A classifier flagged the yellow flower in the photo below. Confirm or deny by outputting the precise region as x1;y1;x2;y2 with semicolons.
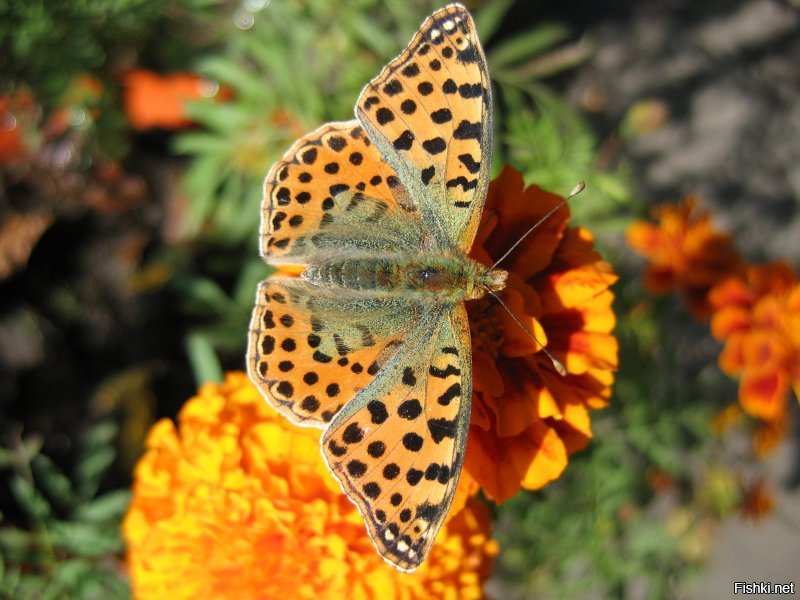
124;372;498;599
626;197;743;319
465;166;618;502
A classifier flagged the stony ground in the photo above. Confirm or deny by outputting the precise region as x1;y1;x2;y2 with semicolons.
563;0;800;263
553;0;800;595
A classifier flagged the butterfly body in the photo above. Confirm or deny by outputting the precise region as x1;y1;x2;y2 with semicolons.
303;254;506;302
249;3;494;571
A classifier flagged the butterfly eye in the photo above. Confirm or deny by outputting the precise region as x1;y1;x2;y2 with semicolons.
421;268;438;280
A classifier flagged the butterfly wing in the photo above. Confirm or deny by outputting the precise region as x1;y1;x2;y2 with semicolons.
321;302;472;571
355;3;492;253
248;277;420;428
261;120;425;264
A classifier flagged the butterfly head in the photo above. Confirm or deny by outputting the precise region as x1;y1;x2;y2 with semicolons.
457;260;506;301
475;267;508;299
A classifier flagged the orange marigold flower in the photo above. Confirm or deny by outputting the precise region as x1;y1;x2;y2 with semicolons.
709;262;800;424
464;165;618;503
123;372;498;599
626;196;743;319
122;70;227;131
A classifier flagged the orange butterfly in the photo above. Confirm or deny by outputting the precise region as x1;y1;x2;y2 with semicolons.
248;3;501;571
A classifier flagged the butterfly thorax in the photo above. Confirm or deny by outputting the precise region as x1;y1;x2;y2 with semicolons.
303;254;506;302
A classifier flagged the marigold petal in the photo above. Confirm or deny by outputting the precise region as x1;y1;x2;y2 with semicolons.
482;169;569;280
465;420;567;502
519;422;569;491
625;222;661;256
717;331;746;375
739;368;789;421
549;402;593;454
125;372;497;598
472;350;504;399
710;306;751;340
499;287;547;357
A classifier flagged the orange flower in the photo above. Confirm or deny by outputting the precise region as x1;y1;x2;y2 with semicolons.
464;166;618;502
626;197;743;319
124;372;498;599
122;70;227;131
709;262;800;424
0;91;36;166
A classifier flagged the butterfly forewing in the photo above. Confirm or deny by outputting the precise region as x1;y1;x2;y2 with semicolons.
322;304;472;571
356;3;492;252
261;121;423;264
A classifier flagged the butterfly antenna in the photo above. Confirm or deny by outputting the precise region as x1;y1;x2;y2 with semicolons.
488;291;567;376
489;182;586;271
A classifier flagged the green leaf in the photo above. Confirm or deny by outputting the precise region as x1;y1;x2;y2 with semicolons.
82;420;119;450
72;490;131;524
489;23;571;69
9;475;50;522
75;447;116;500
186;331;224;384
474;0;515;40
233;259;271;306
173;275;234;316
50;521;123;557
196;56;268;100
0;527;39;560
31;454;76;510
173;132;233;156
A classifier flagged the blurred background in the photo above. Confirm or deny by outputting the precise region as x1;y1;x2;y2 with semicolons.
1;0;798;597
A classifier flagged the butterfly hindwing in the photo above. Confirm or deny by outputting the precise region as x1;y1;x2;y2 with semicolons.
356;4;492;252
248;277;421;428
321;303;472;571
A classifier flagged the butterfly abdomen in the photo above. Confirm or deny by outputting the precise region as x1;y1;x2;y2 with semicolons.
303;254;499;301
304;258;396;291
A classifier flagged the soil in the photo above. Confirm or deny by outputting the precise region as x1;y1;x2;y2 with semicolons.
545;0;800;595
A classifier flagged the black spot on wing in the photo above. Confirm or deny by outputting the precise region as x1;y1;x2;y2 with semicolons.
327;135;347;151
437;382;461;406
429;364;460;378
446;176;478;191
401;63;420;78
422;137;447;155
376;107;394;125
393;130;414;151
458;83;482;99
458;153;481;174
383;79;403;96
427;417;457;443
430;108;452;124
457;45;479;63
453;120;482;140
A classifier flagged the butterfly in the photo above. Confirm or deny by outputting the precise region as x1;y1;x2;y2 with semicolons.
247;3;503;572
